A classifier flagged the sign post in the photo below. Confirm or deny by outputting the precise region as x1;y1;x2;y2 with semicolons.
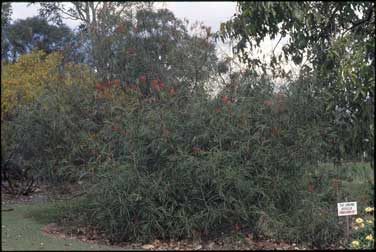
337;200;357;243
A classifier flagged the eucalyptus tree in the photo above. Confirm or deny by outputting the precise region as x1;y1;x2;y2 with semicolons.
220;2;375;163
6;17;75;62
36;2;153;77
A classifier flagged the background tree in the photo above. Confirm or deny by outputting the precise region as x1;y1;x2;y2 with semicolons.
37;3;219;97
6;17;75;62
36;2;153;77
219;2;375;164
1;2;12;62
104;9;219;96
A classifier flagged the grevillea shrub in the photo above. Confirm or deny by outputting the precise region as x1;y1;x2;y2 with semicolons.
54;76;342;245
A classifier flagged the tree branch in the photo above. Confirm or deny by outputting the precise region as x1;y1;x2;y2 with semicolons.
342;7;374;35
272;35;283;55
72;2;89;23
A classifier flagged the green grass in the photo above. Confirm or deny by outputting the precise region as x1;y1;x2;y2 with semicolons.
1;203;125;251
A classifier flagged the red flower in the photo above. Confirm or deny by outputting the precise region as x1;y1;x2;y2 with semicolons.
271;127;280;137
115;24;126;33
263;100;273;107
111;126;119;132
235;223;241;232
127;47;136;55
96;84;104;91
222;96;230;104
307;183;314;193
105;81;112;87
169;88;176;96
192;146;201;153
152;79;159;86
153;82;160;91
139;75;146;82
113;79;121;87
159;82;165;89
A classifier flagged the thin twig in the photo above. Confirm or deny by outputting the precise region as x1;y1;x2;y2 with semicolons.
272;35;283;56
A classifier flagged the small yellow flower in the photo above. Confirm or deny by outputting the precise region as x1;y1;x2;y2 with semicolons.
354;226;359;230
365;207;374;213
351;240;360;246
367;220;373;224
360;223;365;228
366;234;373;241
356;218;364;224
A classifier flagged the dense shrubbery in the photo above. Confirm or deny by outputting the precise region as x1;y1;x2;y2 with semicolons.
2;3;374;249
39;74;344;246
1;51;98;184
2;52;352;247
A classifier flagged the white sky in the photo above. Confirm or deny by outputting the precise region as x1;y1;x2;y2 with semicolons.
10;2;237;32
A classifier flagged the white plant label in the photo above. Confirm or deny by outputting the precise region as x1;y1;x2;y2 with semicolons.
337;202;357;216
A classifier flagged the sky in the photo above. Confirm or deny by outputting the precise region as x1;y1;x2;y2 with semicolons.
10;2;237;32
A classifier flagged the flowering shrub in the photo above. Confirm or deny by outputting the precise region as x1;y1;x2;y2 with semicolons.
1;50;98;121
1;51;61;120
350;207;374;249
52;74;348;246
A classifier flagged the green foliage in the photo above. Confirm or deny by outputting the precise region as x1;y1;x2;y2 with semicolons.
220;2;374;73
1;2;12;61
1;54;97;183
36;2;153;78
3;2;374;249
49;75;343;246
5;17;74;63
1;2;12;28
219;2;375;163
86;7;218;97
37;3;219;95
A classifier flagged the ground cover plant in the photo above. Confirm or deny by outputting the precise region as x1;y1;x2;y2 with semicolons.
1;1;374;250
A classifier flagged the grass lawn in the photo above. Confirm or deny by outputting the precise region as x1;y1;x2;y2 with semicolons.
1;203;125;251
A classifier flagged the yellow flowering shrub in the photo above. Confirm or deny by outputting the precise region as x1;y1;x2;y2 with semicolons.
1;50;97;121
1;51;63;120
